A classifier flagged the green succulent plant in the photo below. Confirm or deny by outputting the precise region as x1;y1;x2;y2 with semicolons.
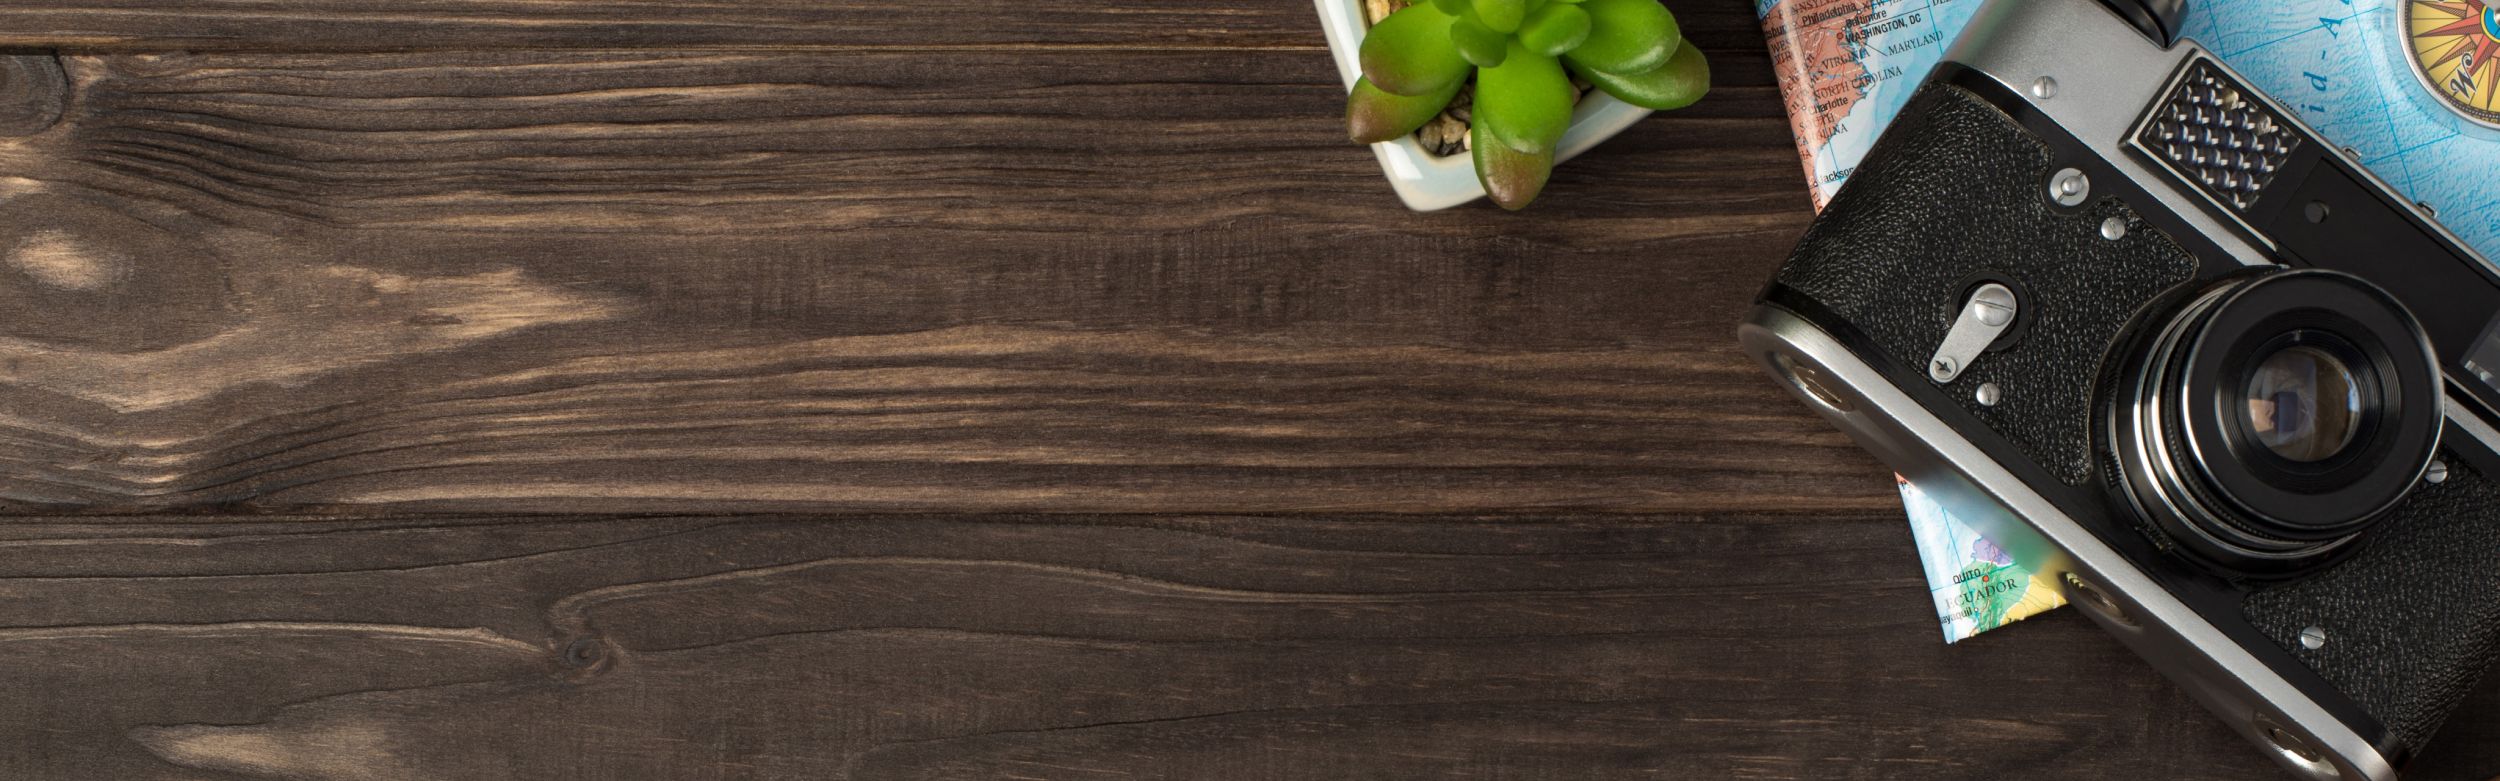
1348;0;1708;209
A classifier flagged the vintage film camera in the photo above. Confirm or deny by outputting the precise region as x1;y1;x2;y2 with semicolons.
1738;0;2500;778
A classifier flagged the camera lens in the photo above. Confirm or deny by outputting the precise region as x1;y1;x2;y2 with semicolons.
2109;270;2442;574
2242;343;2364;463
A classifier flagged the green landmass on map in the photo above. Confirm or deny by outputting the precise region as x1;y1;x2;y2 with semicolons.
1951;562;2027;632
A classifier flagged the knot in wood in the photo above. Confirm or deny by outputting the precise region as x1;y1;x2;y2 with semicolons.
560;636;611;672
0;55;66;137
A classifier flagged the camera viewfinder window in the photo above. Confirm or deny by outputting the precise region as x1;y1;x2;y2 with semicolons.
2469;313;2500;398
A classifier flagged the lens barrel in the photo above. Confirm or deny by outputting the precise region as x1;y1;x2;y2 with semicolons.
2110;269;2443;574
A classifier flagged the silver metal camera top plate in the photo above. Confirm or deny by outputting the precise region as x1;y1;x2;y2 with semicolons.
1949;0;2500;278
1947;0;2277;269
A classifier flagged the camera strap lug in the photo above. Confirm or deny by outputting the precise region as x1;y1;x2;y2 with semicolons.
1929;283;2019;383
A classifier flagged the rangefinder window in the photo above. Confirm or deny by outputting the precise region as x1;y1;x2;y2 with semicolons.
2469;314;2500;396
2137;59;2301;212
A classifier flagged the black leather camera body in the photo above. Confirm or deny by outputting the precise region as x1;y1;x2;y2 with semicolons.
1738;0;2500;778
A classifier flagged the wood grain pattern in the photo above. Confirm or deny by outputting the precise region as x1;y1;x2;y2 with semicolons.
0;34;1870;515
0;0;2489;778
9;512;2495;781
0;0;1761;52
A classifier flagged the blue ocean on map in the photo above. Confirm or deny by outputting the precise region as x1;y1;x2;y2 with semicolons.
2183;0;2500;269
1772;0;2499;266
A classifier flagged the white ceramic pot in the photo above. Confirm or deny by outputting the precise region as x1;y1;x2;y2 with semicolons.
1313;0;1657;211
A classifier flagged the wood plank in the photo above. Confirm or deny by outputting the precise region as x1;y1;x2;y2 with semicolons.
0;4;2490;779
4;512;2492;779
0;32;1876;514
0;0;1770;52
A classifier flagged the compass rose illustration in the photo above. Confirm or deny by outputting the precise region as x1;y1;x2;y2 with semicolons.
2405;0;2500;127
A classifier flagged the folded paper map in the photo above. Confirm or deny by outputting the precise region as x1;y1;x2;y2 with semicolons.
1897;478;2067;642
1757;0;1985;208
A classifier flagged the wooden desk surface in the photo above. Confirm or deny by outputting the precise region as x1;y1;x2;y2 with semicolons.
0;1;2489;778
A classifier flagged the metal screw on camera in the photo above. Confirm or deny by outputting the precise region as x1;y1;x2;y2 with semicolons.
2427;460;2450;485
1976;383;2001;407
1928;284;2019;383
2299;625;2328;651
2050;168;2090;206
2031;76;2058;99
2100;216;2128;240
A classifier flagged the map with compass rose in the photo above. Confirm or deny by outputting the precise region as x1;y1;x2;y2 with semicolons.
2404;0;2500;126
2179;0;2500;266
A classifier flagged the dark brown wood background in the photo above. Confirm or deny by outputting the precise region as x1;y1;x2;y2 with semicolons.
0;1;2488;778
